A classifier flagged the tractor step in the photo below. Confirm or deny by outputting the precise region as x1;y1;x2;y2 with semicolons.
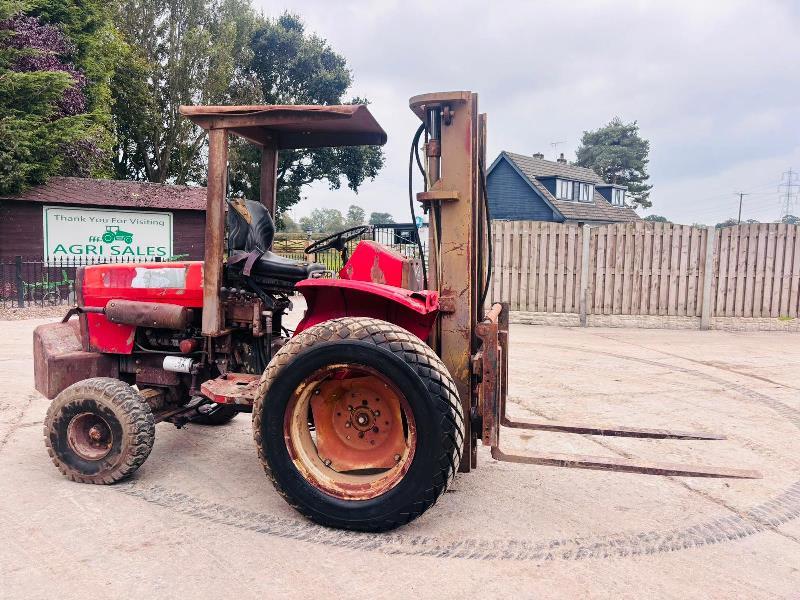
490;446;761;479
200;372;260;405
500;416;724;440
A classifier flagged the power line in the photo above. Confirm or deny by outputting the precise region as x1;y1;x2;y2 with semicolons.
778;168;800;219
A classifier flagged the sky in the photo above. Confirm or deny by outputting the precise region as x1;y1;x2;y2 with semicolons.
253;0;800;226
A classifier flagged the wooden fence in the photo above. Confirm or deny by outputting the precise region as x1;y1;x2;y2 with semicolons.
489;221;800;323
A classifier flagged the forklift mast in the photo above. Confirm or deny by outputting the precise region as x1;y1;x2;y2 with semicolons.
409;92;487;471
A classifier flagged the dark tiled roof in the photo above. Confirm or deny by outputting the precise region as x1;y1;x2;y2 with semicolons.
504;151;605;184
1;177;207;211
500;152;640;223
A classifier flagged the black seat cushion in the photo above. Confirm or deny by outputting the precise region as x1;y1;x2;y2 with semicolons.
227;199;324;284
228;249;325;283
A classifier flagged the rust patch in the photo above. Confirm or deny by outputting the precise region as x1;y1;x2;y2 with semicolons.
369;254;387;284
310;377;405;471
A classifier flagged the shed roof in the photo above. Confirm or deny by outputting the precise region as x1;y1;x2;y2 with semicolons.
496;152;641;223
180;104;387;149
0;177;207;211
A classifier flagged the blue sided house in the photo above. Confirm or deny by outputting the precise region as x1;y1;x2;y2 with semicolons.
487;151;640;225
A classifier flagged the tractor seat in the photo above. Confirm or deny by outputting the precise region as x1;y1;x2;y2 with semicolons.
226;199;325;284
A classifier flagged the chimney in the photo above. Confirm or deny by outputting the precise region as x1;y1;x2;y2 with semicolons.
557;153;567;164
532;152;544;159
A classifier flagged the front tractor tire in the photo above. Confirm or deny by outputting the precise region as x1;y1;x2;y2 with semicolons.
253;317;464;532
44;378;155;484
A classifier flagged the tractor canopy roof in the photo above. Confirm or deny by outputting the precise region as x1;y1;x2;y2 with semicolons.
179;104;387;149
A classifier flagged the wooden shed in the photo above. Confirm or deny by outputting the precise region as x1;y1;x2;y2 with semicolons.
0;177;207;261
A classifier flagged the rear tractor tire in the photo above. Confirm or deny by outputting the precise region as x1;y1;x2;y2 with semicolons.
253;317;464;532
44;377;155;484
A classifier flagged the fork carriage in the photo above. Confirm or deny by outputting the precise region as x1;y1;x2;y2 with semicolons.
34;91;759;532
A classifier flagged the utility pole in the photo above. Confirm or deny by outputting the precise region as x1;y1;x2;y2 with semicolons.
735;191;749;225
778;168;800;220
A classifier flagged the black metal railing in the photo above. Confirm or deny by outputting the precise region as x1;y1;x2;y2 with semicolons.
1;225;428;308
0;255;164;308
273;223;425;272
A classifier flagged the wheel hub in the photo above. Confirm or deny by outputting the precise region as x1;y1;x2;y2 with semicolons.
310;376;407;471
67;412;113;461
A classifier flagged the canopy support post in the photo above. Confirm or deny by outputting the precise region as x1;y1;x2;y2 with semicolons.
202;127;229;336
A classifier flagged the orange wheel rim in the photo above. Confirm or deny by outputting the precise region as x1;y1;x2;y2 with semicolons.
283;364;417;500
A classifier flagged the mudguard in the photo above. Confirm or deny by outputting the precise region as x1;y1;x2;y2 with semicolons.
294;279;439;340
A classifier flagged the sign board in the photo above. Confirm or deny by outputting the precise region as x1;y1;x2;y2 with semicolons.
43;206;173;263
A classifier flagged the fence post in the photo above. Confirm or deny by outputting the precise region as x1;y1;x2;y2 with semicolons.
700;226;715;330
14;255;24;308
579;225;590;326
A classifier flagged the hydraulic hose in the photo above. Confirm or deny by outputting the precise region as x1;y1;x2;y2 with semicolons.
408;123;428;289
478;155;493;309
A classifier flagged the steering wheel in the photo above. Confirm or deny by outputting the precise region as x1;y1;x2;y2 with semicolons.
304;225;370;262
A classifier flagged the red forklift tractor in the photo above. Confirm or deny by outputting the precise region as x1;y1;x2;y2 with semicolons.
34;92;759;532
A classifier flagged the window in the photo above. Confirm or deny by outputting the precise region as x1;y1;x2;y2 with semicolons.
556;179;574;200
578;183;594;202
612;188;625;206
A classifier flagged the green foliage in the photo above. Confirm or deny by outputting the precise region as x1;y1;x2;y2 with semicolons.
112;0;263;183
279;213;302;232
228;13;384;216
27;0;124;120
345;204;365;228
0;2;113;194
643;214;670;223
716;218;760;228
299;207;344;233
575;117;653;210
369;211;394;225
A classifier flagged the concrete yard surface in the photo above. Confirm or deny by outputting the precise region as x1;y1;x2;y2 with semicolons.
2;317;800;599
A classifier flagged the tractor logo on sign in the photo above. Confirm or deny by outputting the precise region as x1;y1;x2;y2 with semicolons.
90;225;134;245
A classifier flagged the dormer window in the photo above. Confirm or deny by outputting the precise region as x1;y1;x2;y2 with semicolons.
577;183;594;202
556;179;573;199
612;188;625;206
556;179;593;202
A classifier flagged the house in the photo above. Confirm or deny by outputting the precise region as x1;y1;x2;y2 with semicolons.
0;177;208;261
487;151;640;224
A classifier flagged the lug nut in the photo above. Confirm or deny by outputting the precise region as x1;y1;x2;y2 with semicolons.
373;410;380;417
358;431;365;438
344;422;351;428
394;454;401;462
372;426;379;433
323;458;331;467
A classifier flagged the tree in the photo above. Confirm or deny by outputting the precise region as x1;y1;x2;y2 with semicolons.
369;212;394;225
643;214;670;223
0;2;111;194
227;13;384;217
279;213;302;232
344;205;365;228
299;208;344;233
575;117;653;209
111;0;263;183
781;215;799;225
716;218;759;229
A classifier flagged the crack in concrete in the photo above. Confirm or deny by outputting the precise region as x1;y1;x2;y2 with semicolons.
0;392;37;454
